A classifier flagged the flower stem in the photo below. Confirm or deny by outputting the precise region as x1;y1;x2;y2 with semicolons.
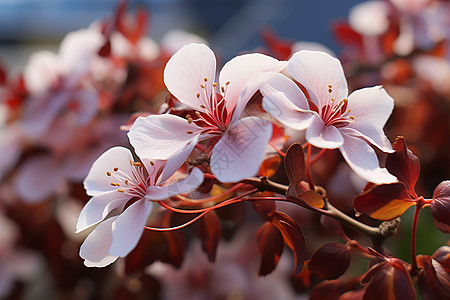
410;199;423;275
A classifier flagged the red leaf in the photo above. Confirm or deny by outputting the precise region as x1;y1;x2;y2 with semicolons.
284;143;305;198
320;215;347;239
430;181;450;233
310;277;362;300
308;243;351;280
260;27;294;61
271;211;306;274
386;136;420;192
197;210;221;262
252;200;276;221
256;222;284;276
361;258;416;300
98;40;111;57
331;20;364;51
354;182;414;220
259;154;281;178
432;246;450;273
417;255;450;300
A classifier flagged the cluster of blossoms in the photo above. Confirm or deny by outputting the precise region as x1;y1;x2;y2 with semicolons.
1;0;450;299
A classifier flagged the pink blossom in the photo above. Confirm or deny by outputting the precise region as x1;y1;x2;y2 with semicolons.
261;50;397;184
128;43;286;182
76;146;204;267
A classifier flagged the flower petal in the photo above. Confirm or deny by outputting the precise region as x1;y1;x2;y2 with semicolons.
347;86;394;130
287;50;348;109
128;114;201;161
76;190;131;233
210;117;272;182
163;43;216;111
109;199;153;257
146;167;204;200
83;147;135;196
80;216;119;268
219;53;287;120
306;115;344;149
346;123;393;153
261;73;314;130
339;133;397;184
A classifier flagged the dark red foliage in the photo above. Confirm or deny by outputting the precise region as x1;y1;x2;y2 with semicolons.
256;221;284;276
197;210;221;262
271;211;307;275
310;277;362;300
430;180;450;233
385;136;420;193
308;243;351;280
252;199;276;221
125;230;185;275
284;143;305;200
432;246;450;273
260;27;295;61
361;257;415;300
331;21;364;52
416;255;450;300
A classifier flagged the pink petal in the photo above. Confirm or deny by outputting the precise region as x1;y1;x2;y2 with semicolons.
76;190;131;233
128;114;201;161
287;50;348;109
80;216;119;267
219;53;287;120
0;125;23;181
347;86;394;130
109;199;153;257
146;167;204;200
345;124;393;153
339;133;397;184
210;117;272;182
306;115;344;149
14;155;63;203
261;73;314;130
83;147;135;196
73;89;99;126
163;43;216;111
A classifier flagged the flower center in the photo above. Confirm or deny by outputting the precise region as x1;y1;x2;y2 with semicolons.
185;78;231;134
106;160;152;198
320;84;355;128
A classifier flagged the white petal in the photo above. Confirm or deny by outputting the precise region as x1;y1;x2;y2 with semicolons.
339;134;397;184
347;86;393;130
73;89;99;125
306;115;344;149
14;155;63;203
83;147;135;196
219;53;287;119
76;190;131;233
261;73;314;130
146;167;204;200
163;43;216;111
128;114;201;161
157;135;199;184
109;199;153;257
80;216;119;268
210;117;272;182
345;124;393;153
23;51;60;94
287;50;348;109
349;1;390;36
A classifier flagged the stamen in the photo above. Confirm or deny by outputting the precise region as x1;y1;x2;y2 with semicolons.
204;78;208;82
200;84;205;89
200;105;206;109
118;189;124;193
114;167;119;172
328;89;333;93
133;162;142;167
226;81;230;85
186;130;194;134
149;161;154;166
349;116;355;120
106;171;111;176
213;83;217;87
196;93;200;98
195;111;201;117
221;86;225;93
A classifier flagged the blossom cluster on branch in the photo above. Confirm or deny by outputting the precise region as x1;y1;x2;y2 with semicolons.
0;0;450;299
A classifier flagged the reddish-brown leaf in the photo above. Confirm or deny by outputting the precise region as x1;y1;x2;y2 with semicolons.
256;222;284;276
309;243;351;280
361;258;416;300
430;181;450;233
432;246;450;273
331;21;364;51
252;200;276;221
338;288;366;300
386;136;420;192
284;143;305;198
320;215;347;239
271;211;306;274
259;153;281;178
197;210;221;262
298;190;325;209
310;277;362;300
417;255;450;300
354;182;414;220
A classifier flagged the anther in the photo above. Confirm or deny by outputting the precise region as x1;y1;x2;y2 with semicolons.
186;130;194;134
328;89;333;93
106;171;111;176
118;189;125;193
187;118;192;124
149;161;154;166
200;84;205;89
200;105;206;109
125;180;129;185
348;109;351;113
204;78;208;82
328;84;332;88
331;98;335;101
114;167;119;172
221;87;225;93
349;116;355;120
195;111;201;117
133;162;142;167
196;93;200;98
226;81;230;85
213;83;217;87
